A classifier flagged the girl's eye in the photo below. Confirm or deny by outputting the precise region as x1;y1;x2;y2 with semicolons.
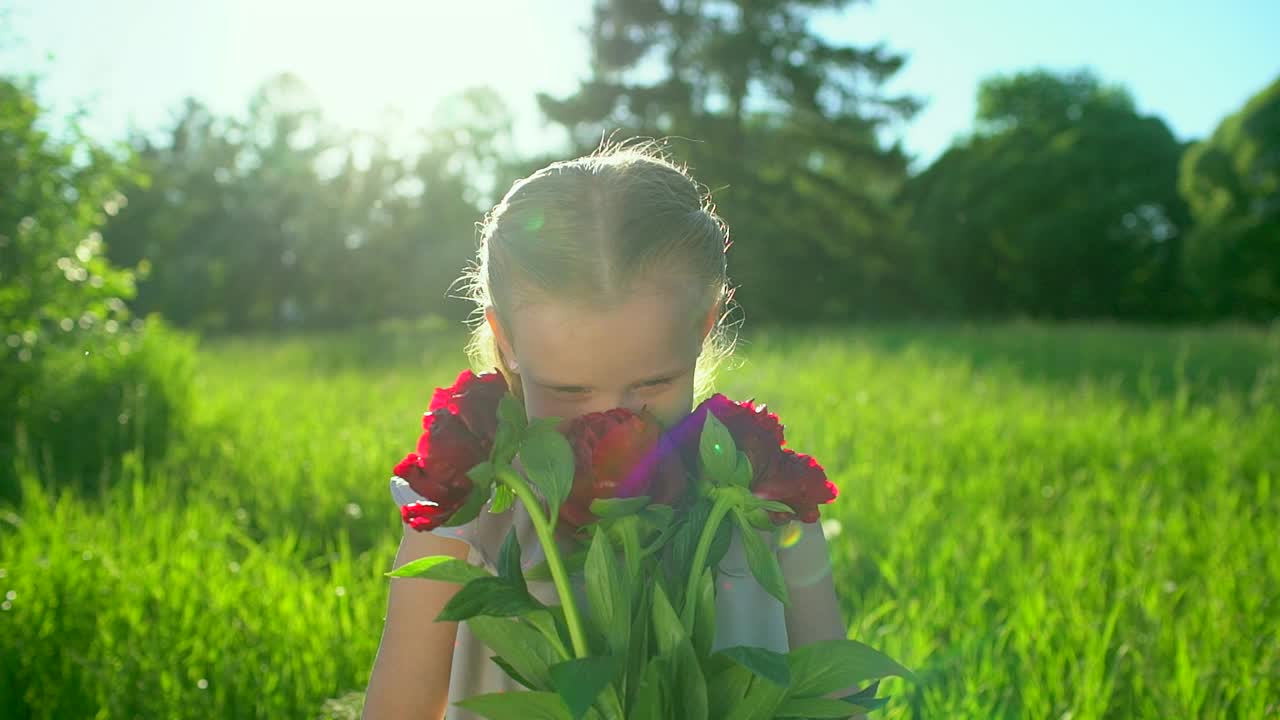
547;378;674;402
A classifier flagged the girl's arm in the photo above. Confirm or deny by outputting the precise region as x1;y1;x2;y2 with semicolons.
779;519;871;718
362;528;472;720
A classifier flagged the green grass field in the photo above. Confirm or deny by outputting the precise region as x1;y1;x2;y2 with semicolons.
3;321;1278;718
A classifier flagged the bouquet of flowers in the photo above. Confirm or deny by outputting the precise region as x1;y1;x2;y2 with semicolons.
387;370;912;719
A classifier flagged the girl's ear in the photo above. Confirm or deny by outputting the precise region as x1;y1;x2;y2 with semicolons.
485;306;519;371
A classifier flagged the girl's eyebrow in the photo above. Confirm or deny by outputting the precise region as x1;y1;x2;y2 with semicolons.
533;367;688;392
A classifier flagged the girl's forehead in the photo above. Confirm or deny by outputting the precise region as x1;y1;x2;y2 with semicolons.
510;292;702;385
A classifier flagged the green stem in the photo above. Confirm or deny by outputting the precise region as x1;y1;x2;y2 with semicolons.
496;466;590;659
681;492;736;629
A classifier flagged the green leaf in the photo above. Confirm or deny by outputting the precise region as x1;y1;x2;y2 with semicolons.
638;521;681;563
585;528;630;656
776;696;870;718
523;609;569;653
699;411;739;484
489;655;538;690
667;497;709;609
385;555;491;584
442;484;489;527
708;662;788;720
752;499;794;515
708;506;734;570
841;681;888;712
742;508;776;531
520;424;576;522
707;663;754;717
671;635;709;720
667;497;731;608
525;547;588;582
472;616;569;693
625;581;653;709
650;582;686;656
731;450;753;488
468;461;497;486
709;646;793;720
734;509;789;606
497;526;527;594
493;396;529;465
526;416;564;435
455;690;571;720
490;483;516;513
550;656;618;720
629;654;669;720
706;645;793;717
497;394;529;432
638;503;675;530
731;674;789;720
717;645;792;688
788;639;914;698
646;582;708;720
436;576;544;622
588;495;650;519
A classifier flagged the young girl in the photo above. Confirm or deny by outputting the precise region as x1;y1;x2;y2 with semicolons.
363;139;851;720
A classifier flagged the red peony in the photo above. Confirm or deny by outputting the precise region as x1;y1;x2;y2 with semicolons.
677;394;837;525
394;443;482;531
427;369;509;449
393;372;506;532
751;449;838;524
684;394;786;481
558;408;688;531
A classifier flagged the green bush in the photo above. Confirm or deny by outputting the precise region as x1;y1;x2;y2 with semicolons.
2;315;199;501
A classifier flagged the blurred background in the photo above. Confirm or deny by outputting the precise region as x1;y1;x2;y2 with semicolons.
1;1;1277;718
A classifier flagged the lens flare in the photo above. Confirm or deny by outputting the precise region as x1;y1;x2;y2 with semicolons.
778;519;803;548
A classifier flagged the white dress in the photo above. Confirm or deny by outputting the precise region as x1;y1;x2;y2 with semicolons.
390;477;840;720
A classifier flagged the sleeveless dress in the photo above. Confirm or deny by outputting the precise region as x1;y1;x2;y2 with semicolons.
389;477;841;720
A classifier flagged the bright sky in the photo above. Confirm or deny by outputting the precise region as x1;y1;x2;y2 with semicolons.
3;0;1277;170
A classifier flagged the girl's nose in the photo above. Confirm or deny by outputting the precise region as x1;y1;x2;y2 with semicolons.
580;392;647;417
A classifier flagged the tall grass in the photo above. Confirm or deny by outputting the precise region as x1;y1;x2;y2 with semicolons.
2;320;1277;718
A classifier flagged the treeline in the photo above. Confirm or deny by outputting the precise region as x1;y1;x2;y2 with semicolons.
15;1;1280;339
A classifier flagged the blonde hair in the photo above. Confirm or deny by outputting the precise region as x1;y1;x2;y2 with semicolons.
457;136;739;401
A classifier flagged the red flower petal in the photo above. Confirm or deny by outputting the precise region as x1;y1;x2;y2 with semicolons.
752;449;836;525
425;369;509;447
557;407;686;529
401;501;452;532
395;410;486;529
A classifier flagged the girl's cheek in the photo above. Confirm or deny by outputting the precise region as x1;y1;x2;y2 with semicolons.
645;386;697;428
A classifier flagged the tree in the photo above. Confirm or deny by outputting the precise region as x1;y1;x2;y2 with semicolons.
104;77;512;332
537;0;921;321
0;75;141;405
1179;75;1280;321
902;69;1191;319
